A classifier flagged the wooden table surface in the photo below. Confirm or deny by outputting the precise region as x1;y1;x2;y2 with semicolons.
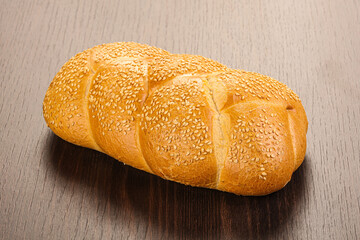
1;0;359;239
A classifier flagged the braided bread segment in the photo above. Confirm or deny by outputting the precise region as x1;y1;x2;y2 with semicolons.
87;59;152;173
140;75;219;187
43;49;98;149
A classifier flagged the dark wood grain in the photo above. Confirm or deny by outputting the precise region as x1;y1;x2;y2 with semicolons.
1;0;359;239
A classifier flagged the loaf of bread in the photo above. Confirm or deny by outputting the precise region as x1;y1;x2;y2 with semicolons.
43;42;308;196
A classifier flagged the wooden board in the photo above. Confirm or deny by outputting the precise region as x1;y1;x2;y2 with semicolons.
1;0;359;239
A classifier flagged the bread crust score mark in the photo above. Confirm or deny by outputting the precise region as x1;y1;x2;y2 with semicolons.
43;42;308;196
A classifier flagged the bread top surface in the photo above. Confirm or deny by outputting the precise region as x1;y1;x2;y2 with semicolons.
43;42;308;195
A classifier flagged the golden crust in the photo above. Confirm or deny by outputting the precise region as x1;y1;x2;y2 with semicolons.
90;42;170;71
43;42;308;196
148;54;227;89
140;75;217;187
88;59;152;173
218;103;295;195
43;50;100;150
